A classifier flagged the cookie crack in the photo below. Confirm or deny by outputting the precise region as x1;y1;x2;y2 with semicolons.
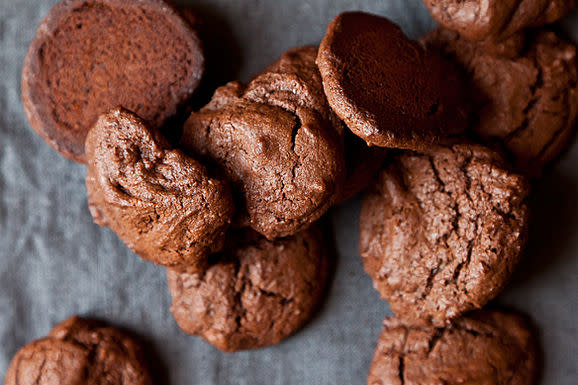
232;259;247;333
503;59;543;143
495;0;527;38
426;328;445;357
256;287;294;306
290;116;300;154
398;356;406;385
31;357;47;385
451;323;495;339
534;88;575;160
447;240;473;286
422;260;444;299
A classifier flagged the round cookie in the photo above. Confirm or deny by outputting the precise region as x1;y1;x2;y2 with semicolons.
4;316;153;385
181;49;345;240
166;226;328;352
316;12;469;150
424;28;578;175
85;107;233;269
368;311;537;385
22;0;204;163
359;144;529;325
424;0;575;42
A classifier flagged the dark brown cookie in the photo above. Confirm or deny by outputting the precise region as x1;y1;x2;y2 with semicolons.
22;0;204;163
360;144;529;325
257;46;346;138
181;48;345;240
316;12;469;150
4;316;153;385
368;311;537;385
85;107;234;269
424;0;575;42
167;226;328;352
425;28;578;175
256;45;387;202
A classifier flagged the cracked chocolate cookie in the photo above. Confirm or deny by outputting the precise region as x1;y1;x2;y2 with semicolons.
166;225;328;352
257;45;387;203
316;12;469;150
257;46;345;138
22;0;204;163
424;0;575;42
85;107;234;269
181;48;345;240
359;144;530;325
4;316;153;385
424;28;578;176
367;311;537;385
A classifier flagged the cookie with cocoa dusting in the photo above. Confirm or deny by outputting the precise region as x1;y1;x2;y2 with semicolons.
316;12;469;150
22;0;204;163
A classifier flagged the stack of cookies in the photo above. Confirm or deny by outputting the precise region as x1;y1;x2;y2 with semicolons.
7;0;577;383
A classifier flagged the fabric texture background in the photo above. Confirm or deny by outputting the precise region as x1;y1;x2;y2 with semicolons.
0;0;577;384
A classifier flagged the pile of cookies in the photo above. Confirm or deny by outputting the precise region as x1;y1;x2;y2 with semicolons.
6;0;577;383
357;0;577;382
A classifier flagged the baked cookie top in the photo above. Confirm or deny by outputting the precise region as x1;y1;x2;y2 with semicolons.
360;143;529;325
4;316;153;385
181;48;345;239
86;107;233;269
259;45;387;202
368;311;537;385
424;0;575;42
22;0;204;163
424;28;578;176
167;225;328;352
316;12;469;150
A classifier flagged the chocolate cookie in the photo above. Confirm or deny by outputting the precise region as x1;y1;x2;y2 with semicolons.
368;311;537;385
22;0;204;163
316;12;469;150
424;0;575;42
85;107;233;269
4;316;153;385
181;48;345;240
256;45;387;202
167;226;328;352
425;28;578;175
359;144;529;325
256;46;346;137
